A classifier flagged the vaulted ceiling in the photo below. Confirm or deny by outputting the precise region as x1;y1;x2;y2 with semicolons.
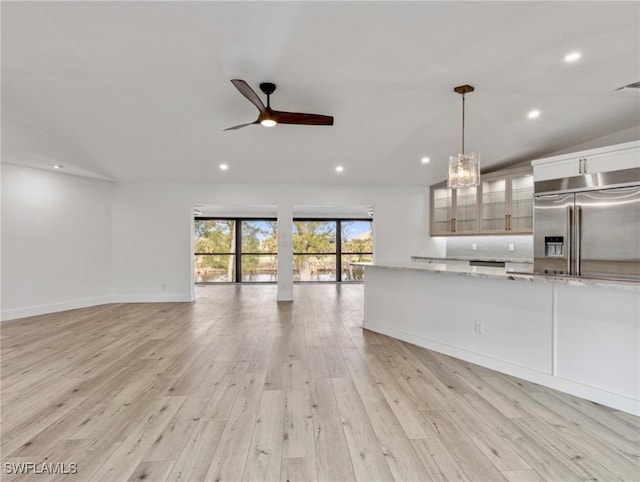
2;1;639;185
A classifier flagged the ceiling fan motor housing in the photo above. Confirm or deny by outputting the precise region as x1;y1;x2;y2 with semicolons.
260;82;277;95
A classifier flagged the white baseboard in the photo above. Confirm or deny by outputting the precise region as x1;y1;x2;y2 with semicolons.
1;293;194;322
364;320;640;417
114;293;194;303
1;295;116;322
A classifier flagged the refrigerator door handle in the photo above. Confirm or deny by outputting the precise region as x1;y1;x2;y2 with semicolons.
576;206;582;276
567;206;573;275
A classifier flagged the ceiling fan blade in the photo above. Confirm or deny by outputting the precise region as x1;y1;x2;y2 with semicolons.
230;79;266;113
271;111;334;126
223;120;259;131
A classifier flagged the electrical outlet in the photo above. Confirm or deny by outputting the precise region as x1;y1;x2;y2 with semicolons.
474;321;485;334
472;243;477;251
508;243;515;252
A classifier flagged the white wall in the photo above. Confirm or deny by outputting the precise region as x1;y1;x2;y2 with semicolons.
1;167;440;317
1;164;114;320
111;181;438;301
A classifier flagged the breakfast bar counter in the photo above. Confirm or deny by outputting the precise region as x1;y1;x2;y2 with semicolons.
360;262;640;415
366;261;640;291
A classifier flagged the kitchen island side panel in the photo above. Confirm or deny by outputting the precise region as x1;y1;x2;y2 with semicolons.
363;267;553;374
555;283;640;400
362;265;640;415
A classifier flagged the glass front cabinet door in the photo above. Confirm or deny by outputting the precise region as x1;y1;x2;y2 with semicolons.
509;170;534;232
481;177;508;232
430;184;454;235
480;167;533;234
430;183;479;235
454;186;479;234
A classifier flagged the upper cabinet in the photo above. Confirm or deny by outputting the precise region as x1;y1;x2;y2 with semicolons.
532;141;639;182
430;184;479;235
430;166;532;236
481;167;534;234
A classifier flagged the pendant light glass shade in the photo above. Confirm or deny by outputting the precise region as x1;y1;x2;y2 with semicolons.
448;85;480;189
448;152;480;189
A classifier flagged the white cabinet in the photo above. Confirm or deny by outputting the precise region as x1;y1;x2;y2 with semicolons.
532;141;639;182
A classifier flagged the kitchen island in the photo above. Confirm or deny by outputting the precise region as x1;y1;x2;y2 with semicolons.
361;262;640;415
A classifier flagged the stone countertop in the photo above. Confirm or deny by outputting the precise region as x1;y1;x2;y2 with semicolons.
357;262;639;291
411;255;533;263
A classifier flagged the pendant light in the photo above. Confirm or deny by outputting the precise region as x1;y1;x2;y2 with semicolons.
448;84;480;189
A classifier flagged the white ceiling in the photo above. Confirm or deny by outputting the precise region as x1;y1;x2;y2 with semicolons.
2;1;639;185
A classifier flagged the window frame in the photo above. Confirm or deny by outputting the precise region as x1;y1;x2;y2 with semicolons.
194;216;373;284
293;217;373;283
194;217;278;284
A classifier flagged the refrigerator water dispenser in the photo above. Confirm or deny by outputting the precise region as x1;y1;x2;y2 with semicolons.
544;236;564;257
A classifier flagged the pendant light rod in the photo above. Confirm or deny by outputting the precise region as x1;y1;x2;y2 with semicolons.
454;84;474;157
461;92;465;155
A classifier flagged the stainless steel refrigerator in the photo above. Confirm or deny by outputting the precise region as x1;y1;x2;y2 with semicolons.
534;168;640;281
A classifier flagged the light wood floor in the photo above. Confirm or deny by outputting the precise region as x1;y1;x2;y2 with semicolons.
1;284;639;482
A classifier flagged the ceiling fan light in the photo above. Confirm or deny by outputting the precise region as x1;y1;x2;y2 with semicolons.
260;119;277;127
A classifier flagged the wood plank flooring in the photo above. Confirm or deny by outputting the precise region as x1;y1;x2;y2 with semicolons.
2;284;639;481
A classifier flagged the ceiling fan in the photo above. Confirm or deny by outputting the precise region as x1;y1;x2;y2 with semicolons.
224;79;334;131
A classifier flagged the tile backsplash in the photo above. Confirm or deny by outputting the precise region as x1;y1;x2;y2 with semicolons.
446;235;533;260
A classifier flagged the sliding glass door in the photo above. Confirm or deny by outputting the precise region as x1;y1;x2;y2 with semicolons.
195;217;372;283
194;219;236;282
194;218;277;283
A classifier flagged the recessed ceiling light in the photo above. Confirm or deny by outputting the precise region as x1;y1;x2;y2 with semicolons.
421;157;430;164
564;52;581;63
335;165;344;173
53;164;64;169
528;110;540;119
219;163;228;171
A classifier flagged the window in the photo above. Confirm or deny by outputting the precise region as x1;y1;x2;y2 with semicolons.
293;221;337;281
293;219;373;282
240;220;278;282
194;219;236;282
195;217;372;283
194;218;277;283
341;220;373;281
